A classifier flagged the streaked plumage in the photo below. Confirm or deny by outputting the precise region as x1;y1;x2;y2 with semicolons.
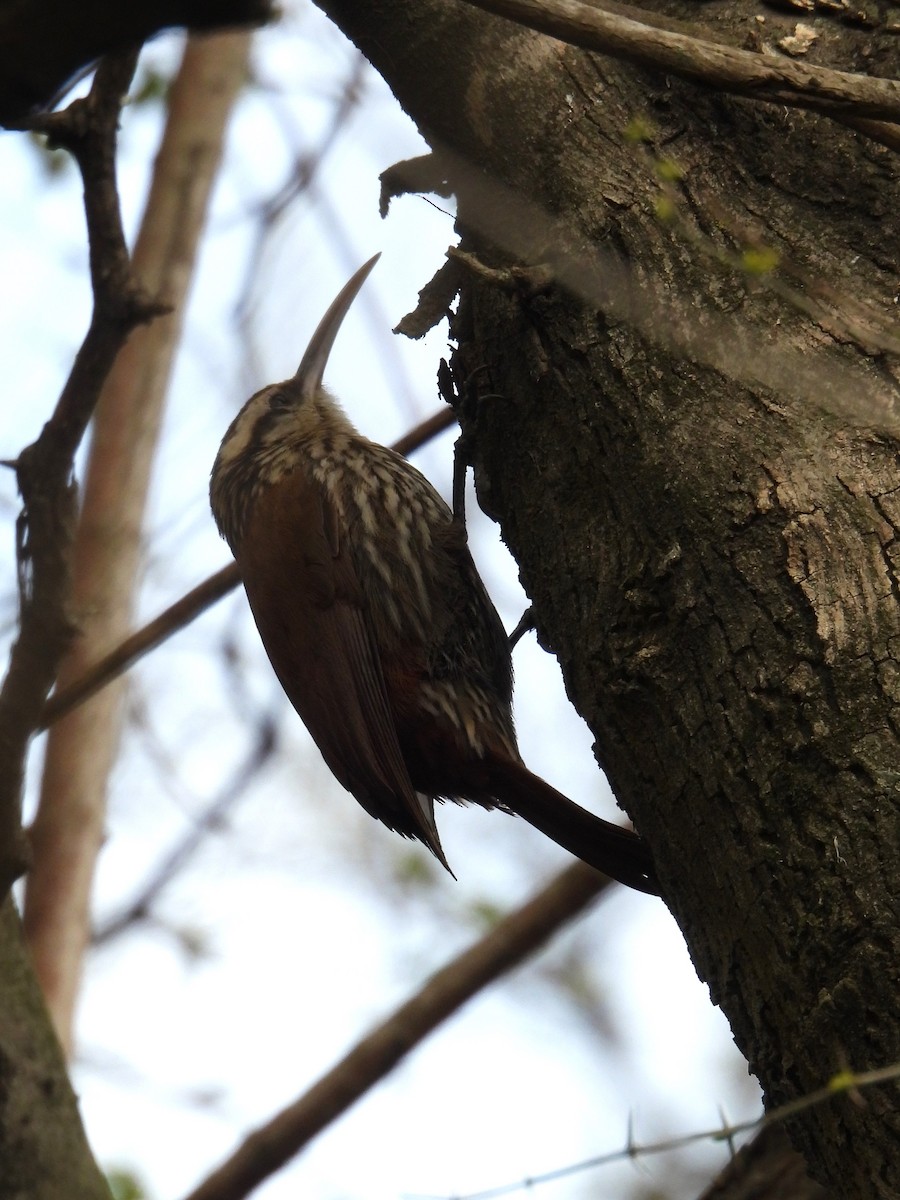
210;255;658;893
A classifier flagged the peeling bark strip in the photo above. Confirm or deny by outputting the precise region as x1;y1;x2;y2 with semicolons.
785;507;885;663
315;1;899;1196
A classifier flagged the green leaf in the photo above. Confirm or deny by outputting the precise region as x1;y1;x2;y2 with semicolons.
107;1167;147;1200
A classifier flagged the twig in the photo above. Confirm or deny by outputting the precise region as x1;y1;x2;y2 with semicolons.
508;607;535;649
39;566;241;730
458;0;900;126
0;50;158;896
92;716;277;947
391;406;456;455
438;1060;900;1200
40;408;457;730
183;861;611;1200
233;54;368;334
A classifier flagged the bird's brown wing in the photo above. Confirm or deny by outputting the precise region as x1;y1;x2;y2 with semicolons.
235;468;448;865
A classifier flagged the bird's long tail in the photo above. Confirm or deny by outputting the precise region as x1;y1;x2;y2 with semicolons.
483;756;659;895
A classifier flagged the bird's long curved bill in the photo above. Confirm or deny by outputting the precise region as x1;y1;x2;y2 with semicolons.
294;253;382;400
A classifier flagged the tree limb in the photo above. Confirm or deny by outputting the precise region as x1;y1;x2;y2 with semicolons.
0;50;157;898
457;0;900;128
184;862;611;1200
22;30;253;1055
0;0;275;124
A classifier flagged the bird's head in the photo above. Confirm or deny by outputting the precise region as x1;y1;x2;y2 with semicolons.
210;253;381;545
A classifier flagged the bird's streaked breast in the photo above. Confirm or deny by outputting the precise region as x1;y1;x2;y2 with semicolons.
307;436;451;644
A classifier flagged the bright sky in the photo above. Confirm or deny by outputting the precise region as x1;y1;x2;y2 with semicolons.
0;5;761;1199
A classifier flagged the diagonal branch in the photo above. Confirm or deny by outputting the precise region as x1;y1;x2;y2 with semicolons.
183;861;611;1200
39;565;241;730
457;0;900;128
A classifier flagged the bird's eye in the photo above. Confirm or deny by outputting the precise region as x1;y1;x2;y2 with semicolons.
268;389;293;411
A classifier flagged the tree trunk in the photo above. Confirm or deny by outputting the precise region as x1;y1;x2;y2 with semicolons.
0;900;111;1200
315;2;900;1196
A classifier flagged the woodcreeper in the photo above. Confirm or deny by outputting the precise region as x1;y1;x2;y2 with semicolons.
210;255;657;894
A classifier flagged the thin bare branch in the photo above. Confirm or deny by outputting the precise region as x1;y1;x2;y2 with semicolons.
232;55;372;380
92;716;277;947
183;861;611;1200
40;565;241;729
0;51;154;897
458;0;900;127
447;1062;900;1200
390;405;456;456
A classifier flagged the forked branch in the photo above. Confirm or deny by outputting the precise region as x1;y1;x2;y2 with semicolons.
459;0;900;145
0;51;163;895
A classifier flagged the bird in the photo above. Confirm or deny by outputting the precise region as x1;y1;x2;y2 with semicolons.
210;254;658;895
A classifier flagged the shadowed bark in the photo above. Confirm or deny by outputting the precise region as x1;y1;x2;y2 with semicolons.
0;898;111;1199
0;0;273;122
699;1124;828;1200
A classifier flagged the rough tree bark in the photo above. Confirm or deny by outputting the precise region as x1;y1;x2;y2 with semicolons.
0;899;112;1200
315;2;900;1197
